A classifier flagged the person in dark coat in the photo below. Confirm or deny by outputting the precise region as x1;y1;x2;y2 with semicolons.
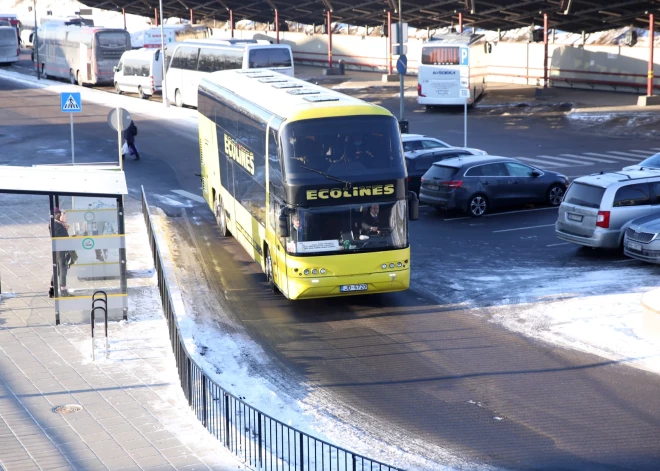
123;120;140;160
48;209;70;297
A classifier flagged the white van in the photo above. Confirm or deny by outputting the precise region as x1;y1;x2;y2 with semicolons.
164;40;294;108
114;48;163;99
0;26;19;64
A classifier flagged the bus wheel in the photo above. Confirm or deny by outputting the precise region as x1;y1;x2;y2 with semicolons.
215;198;228;237
265;247;277;293
114;82;122;94
76;71;84;87
175;89;183;107
69;70;76;84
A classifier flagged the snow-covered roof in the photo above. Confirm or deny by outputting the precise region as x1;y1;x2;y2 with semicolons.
0;165;127;197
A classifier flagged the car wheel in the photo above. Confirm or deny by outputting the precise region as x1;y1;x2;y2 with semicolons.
138;86;147;99
114;82;122;94
547;184;565;206
69;69;76;84
468;194;488;217
215;198;228;237
175;89;183;107
265;247;277;293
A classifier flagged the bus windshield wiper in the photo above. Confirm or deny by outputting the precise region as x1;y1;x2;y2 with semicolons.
299;164;352;187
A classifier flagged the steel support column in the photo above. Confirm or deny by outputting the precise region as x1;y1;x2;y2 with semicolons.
275;9;279;43
230;10;234;38
190;8;193;24
327;10;332;68
388;11;392;74
458;12;463;33
649;13;655;97
122;8;126;29
154;8;158;27
543;13;549;88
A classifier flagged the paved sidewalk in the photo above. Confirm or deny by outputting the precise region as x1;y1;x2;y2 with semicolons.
0;195;244;471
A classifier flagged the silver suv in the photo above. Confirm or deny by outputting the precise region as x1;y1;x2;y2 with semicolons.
623;214;660;263
555;170;660;249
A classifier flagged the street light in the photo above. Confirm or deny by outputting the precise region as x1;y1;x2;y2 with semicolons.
159;0;169;107
34;0;40;80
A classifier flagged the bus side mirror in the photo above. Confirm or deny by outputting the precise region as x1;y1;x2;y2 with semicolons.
408;191;419;221
113;66;117;72
279;214;290;238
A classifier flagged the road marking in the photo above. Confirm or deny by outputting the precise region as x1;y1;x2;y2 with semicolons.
629;150;657;155
584;152;640;162
614;259;636;263
493;224;555;233
534;154;593;165
605;151;646;161
443;206;559;221
546;242;570;247
558;153;618;164
651;148;660;151
517;156;571;168
171;190;206;203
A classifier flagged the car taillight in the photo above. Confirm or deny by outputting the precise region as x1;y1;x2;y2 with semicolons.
417;84;425;97
442;180;463;188
596;211;610;229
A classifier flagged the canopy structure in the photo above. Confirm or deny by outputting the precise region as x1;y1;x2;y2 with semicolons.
82;1;660;34
0;165;127;198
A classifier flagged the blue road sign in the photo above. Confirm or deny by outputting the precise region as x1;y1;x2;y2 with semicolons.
61;92;82;113
397;54;408;75
460;47;469;66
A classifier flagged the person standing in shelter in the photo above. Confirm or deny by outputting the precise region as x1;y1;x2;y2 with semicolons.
123;120;140;160
48;208;70;298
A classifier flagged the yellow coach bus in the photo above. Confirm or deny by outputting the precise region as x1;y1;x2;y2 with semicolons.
198;69;418;299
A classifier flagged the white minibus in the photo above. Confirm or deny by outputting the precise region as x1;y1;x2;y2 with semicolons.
114;48;163;99
0;26;19;64
417;33;490;107
165;40;294;108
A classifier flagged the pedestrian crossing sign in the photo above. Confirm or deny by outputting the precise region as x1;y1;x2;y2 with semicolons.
60;92;82;113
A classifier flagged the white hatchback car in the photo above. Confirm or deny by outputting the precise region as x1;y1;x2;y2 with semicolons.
401;133;486;158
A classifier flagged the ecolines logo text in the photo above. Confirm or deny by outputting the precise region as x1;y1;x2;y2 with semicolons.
306;184;395;200
224;134;254;175
432;71;457;75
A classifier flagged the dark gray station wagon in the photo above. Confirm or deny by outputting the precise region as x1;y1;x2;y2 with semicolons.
419;156;569;217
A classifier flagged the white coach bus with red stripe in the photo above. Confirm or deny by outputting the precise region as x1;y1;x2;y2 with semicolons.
417;33;490;108
35;21;131;86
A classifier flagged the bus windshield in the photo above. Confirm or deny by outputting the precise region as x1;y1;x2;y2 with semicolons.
280;115;405;182
285;200;407;255
421;46;460;65
248;47;292;68
97;31;128;48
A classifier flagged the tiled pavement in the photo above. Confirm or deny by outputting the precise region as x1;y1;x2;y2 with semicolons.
0;195;243;471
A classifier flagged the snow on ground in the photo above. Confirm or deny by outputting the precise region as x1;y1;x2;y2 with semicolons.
414;263;660;378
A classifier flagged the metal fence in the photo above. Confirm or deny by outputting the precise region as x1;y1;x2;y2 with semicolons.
141;187;404;471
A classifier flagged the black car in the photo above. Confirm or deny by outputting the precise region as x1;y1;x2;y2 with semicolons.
419;156;569;217
406;148;480;195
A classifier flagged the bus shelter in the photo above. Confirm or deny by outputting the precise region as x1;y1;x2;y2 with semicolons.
0;165;128;325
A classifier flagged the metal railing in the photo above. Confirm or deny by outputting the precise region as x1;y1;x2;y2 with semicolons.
91;291;108;360
141;187;403;471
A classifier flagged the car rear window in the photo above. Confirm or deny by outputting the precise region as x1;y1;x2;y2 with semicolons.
563;182;605;209
425;164;459;180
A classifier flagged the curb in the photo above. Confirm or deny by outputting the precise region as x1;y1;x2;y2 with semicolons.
641;289;660;338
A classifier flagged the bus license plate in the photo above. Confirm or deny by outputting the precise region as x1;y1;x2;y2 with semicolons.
628;241;642;251
340;284;368;292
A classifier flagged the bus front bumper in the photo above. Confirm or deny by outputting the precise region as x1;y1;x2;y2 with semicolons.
286;269;410;300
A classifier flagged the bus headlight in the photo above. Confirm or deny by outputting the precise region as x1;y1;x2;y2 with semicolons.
312;269;318;275
303;269;310;275
397;262;403;267
381;264;387;269
320;268;326;274
389;263;395;268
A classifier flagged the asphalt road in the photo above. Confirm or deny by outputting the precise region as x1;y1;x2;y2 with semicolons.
2;58;660;470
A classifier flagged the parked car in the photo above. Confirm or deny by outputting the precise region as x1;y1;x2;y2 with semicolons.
419;156;568;217
555;169;660;249
623;213;660;263
401;133;486;157
406;148;481;195
623;152;660;171
114;48;163;99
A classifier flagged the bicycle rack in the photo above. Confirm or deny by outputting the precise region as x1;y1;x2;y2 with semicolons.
91;291;108;360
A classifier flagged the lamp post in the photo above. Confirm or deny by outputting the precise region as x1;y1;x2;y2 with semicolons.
159;0;169;107
34;0;40;80
398;0;403;121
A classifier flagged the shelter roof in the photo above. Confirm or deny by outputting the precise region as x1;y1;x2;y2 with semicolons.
82;1;660;34
0;166;127;198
